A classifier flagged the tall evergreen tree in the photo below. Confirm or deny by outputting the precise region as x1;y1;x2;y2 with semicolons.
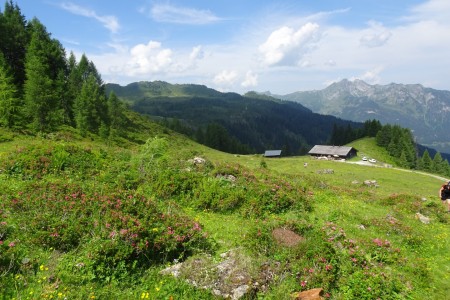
364;119;382;137
399;134;416;168
23;22;58;132
419;150;433;172
432;152;445;174
376;124;392;147
0;53;20;127
64;52;82;125
107;91;127;139
0;1;29;93
74;74;103;135
398;150;409;168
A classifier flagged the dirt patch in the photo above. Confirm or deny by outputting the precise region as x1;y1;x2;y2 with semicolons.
272;228;304;247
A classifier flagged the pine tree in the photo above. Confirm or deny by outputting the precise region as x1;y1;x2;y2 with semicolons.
364;119;382;137
0;53;20;127
376;124;392;147
107;91;127;139
419;150;432;172
65;52;82;125
398;150;409;168
399;134;416;168
23;23;57;132
432;152;445;174
74;74;105;135
0;1;29;93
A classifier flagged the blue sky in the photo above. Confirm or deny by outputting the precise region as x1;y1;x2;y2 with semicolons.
10;0;450;94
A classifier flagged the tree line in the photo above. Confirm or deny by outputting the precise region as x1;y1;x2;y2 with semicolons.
0;1;127;139
329;119;450;176
375;124;450;176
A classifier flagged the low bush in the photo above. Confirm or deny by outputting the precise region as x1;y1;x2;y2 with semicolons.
0;181;215;288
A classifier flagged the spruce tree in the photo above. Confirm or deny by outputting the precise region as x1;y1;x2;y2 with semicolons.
23;25;57;132
0;1;29;93
420;150;432;172
0;53;20;127
74;74;104;135
376;124;392;147
432;152;445;174
107;91;126;139
398;150;409;168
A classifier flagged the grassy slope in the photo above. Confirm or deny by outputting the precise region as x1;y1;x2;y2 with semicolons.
174;137;450;299
0;126;449;299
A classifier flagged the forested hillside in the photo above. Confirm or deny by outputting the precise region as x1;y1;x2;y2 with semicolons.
106;81;368;155
0;1;128;142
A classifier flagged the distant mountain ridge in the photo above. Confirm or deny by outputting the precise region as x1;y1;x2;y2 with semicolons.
275;79;450;153
105;81;364;155
106;81;223;102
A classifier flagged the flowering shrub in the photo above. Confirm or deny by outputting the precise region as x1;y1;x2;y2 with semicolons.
2;143;104;180
0;181;214;285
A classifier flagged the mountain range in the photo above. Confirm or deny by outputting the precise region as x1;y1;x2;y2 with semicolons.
274;79;450;153
105;81;363;155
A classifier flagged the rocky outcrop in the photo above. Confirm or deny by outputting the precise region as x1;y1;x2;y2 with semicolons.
291;288;324;300
160;229;304;299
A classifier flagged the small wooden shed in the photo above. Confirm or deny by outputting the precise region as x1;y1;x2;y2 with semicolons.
263;150;282;158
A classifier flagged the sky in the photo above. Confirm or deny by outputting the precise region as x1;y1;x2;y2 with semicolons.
9;0;450;94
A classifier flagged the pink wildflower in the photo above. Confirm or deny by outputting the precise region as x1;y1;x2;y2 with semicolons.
373;238;383;247
301;280;307;287
192;222;201;231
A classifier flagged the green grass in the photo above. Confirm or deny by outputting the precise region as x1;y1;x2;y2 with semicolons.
0;129;448;300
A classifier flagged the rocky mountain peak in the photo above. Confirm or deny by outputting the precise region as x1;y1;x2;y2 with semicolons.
278;80;450;153
324;79;374;98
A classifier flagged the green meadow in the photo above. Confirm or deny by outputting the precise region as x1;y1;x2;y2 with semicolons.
0;128;448;300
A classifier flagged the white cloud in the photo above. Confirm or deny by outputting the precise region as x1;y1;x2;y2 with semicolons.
60;2;120;33
409;0;450;24
149;4;221;24
189;46;204;61
300;60;313;68
79;1;450;94
324;59;336;67
213;70;238;85
351;66;384;84
360;21;392;48
259;22;320;66
241;71;258;88
125;41;173;75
